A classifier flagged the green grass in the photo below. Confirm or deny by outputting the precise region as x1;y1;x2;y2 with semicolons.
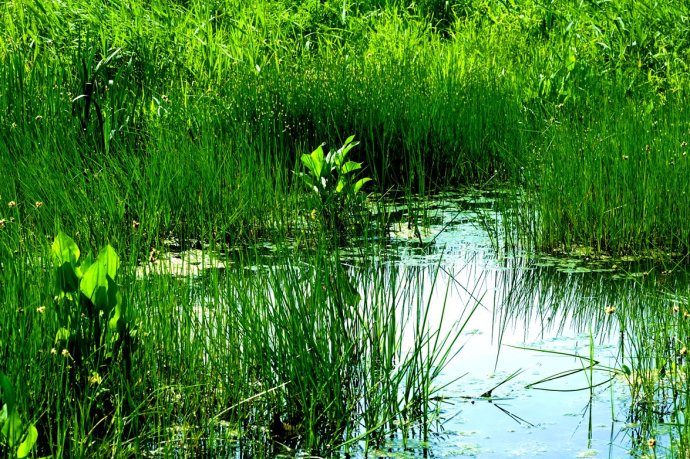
3;0;690;253
4;0;690;456
1;226;474;457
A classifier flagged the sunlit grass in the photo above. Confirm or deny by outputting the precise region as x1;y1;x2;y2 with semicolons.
4;0;690;456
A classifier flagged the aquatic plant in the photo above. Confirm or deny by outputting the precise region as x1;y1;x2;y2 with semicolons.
0;374;38;459
51;231;134;397
296;135;372;236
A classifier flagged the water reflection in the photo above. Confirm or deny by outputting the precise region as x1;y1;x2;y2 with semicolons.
147;190;690;457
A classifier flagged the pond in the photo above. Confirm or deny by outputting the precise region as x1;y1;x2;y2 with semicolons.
357;191;686;458
143;190;688;458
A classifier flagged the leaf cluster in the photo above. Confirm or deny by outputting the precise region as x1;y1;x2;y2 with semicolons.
296;135;372;236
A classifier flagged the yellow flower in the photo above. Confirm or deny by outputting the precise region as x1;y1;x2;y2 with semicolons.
89;372;102;386
680;347;687;357
50;348;58;355
35;201;44;208
7;201;16;208
36;306;46;314
310;209;318;220
605;305;616;315
61;349;70;358
647;438;656;448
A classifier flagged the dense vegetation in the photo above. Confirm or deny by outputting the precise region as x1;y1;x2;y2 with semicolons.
3;0;690;457
2;0;690;253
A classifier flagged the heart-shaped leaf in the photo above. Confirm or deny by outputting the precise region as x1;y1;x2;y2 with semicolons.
52;232;79;267
80;245;119;311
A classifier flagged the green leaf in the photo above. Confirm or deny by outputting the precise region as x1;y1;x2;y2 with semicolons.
17;424;37;458
108;285;123;331
1;410;22;446
76;252;94;279
80;245;119;311
56;262;80;294
0;373;16;414
340;161;362;174
334;136;358;166
353;177;372;193
309;145;325;177
52;232;79;267
336;177;346;193
300;153;317;177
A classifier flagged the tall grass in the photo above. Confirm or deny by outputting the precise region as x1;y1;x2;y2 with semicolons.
1;216;473;456
3;0;689;253
4;0;690;456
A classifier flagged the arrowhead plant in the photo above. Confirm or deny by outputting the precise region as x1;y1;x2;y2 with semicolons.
296;136;372;236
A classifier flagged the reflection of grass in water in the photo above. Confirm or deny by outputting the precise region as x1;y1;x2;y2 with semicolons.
0;227;478;456
493;261;690;456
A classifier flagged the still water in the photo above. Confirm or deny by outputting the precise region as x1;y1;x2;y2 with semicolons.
344;191;682;458
149;190;686;458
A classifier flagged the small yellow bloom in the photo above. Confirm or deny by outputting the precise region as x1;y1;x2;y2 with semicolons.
50;348;58;355
605;305;616;315
7;201;16;208
684;311;690;319
0;219;6;229
61;349;70;358
36;306;46;314
647;438;656;448
673;305;680;313
310;209;318;220
621;155;629;161
132;220;140;229
35;201;44;208
89;372;102;386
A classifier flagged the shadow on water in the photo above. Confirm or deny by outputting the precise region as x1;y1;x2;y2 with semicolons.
144;190;690;457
